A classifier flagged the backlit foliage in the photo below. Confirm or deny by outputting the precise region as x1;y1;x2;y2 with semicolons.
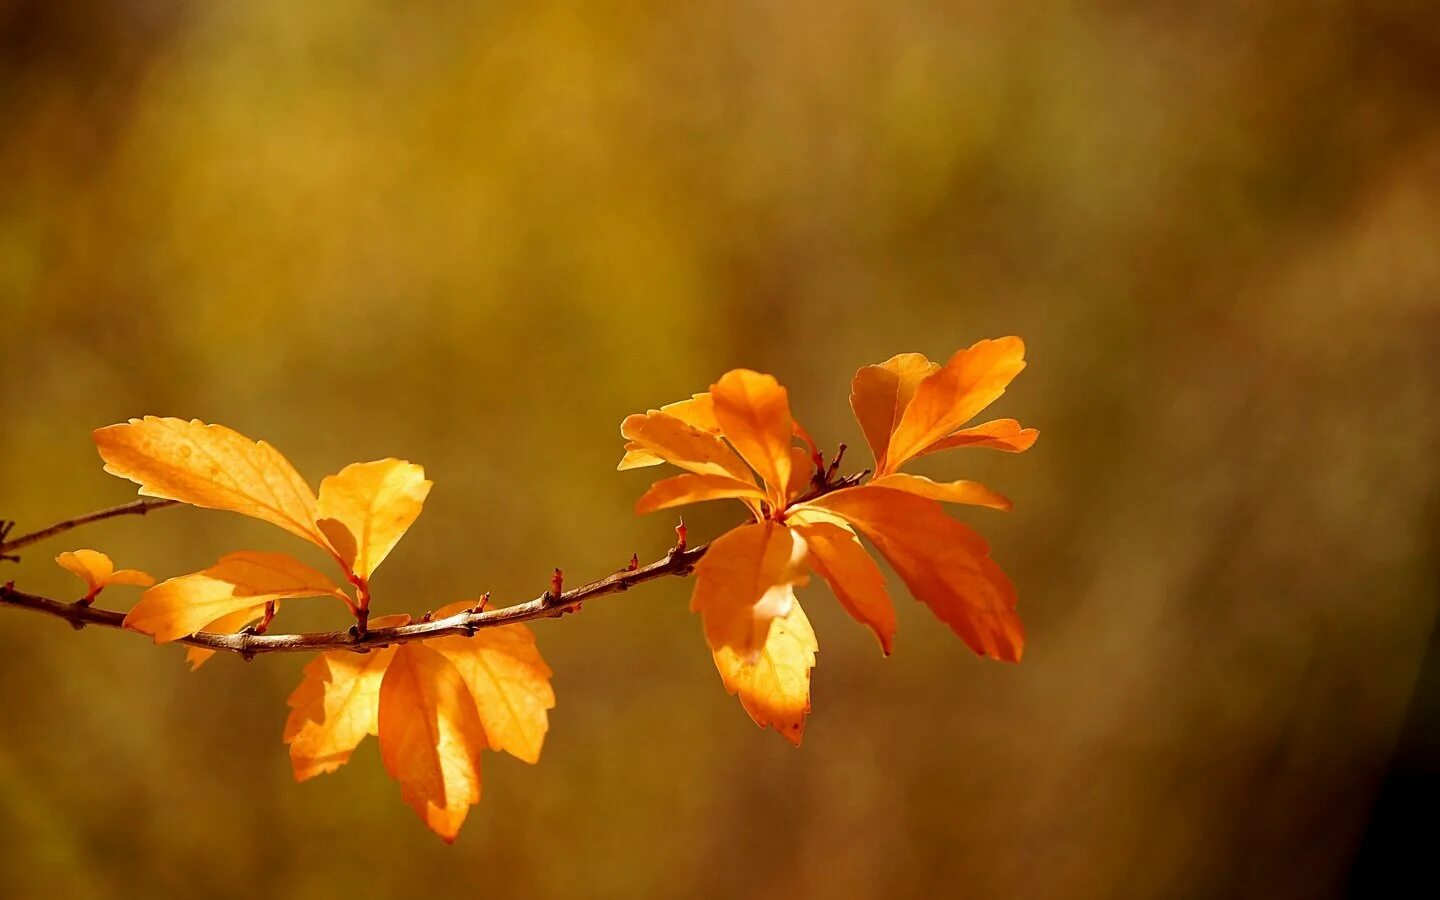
22;339;1034;841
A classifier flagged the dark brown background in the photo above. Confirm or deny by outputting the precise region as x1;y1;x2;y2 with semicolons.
2;1;1438;897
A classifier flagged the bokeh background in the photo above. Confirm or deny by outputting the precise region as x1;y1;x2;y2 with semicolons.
2;1;1438;897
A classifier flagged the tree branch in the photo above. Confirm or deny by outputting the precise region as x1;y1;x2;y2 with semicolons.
0;543;707;658
0;499;178;558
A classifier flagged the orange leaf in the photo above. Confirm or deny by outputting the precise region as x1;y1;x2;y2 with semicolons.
849;353;940;468
285;643;399;780
634;473;767;515
315;459;432;582
913;418;1039;456
125;551;347;643
805;486;1023;661
712;598;817;746
431;602;555;765
620;412;755;483
93;417;332;552
869;473;1012;511
790;521;896;654
690;521;809;661
711;369;794;503
884;338;1027;473
55;549;153;601
378;643;487;843
655;392;721;433
184;603;269;671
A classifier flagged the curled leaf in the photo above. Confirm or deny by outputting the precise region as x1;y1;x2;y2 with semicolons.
315;459;432;582
55;549;153;601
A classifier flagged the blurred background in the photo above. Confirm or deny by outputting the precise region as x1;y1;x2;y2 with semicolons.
2;1;1438;897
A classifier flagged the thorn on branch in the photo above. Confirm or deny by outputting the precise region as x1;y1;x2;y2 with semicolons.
545;568;564;604
470;591;491;614
628;553;639;572
825;443;848;484
673;517;687;554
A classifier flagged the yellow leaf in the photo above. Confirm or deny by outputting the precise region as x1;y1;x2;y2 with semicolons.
690;521;809;661
184;603;270;671
869;473;1012;511
285;645;398;780
617;441;664;470
712;598;817;746
93;417;332;552
315;459;432;582
790;521;897;654
378;643;486;843
805;485;1023;661
711;369;794;504
125;551;347;644
55;549;153;600
655;392;720;433
884;338;1028;473
634;473;767;515
620;411;756;483
431;602;555;765
913;418;1039;456
849;353;940;469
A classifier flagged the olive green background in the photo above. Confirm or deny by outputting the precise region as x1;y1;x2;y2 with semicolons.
2;1;1438;897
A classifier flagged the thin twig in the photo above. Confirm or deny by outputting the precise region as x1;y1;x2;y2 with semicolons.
0;544;708;657
0;499;178;557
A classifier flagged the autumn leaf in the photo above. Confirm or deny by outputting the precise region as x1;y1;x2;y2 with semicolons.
378;642;487;843
711;369;795;507
882;337;1029;473
315;459;432;583
712;599;817;746
849;352;940;467
807;485;1023;661
869;472;1012;511
93;417;333;552
634;473;767;515
690;521;809;661
285;629;404;780
788;521;896;654
430;602;555;765
619;411;756;483
55;549;153;602
912;418;1039;456
126;551;348;643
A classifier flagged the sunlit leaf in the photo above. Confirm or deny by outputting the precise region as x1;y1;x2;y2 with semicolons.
431;602;555;765
913;418;1039;456
378;642;486;843
93;417;331;551
634;472;767;515
884;338;1027;472
869;473;1012;511
712;598;817;746
805;485;1023;661
711;369;795;503
790;521;896;654
55;549;153;601
315;459;432;582
125;551;347;643
849;352;940;468
620;411;755;483
690;521;809;661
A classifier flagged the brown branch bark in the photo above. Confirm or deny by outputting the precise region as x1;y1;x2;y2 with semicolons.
0;543;707;658
0;499;178;557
